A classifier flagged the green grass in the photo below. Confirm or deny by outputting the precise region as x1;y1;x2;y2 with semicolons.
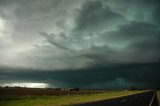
0;91;143;106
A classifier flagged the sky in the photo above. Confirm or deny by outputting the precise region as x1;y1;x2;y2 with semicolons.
0;0;160;89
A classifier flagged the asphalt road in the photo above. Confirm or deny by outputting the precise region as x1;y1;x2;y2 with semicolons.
73;91;159;106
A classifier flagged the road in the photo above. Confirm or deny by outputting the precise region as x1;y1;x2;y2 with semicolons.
73;91;159;106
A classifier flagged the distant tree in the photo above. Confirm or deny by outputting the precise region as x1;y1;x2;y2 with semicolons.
14;86;20;88
5;86;9;88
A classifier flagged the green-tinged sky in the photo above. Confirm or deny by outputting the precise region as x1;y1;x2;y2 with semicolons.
0;0;160;89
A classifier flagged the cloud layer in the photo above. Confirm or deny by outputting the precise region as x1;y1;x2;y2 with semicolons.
0;0;160;88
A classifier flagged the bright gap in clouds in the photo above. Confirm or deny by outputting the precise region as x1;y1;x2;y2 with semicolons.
2;83;48;88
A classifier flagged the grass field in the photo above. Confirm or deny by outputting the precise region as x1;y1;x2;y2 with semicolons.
0;90;143;106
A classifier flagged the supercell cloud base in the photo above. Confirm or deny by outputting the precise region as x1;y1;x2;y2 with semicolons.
0;0;160;89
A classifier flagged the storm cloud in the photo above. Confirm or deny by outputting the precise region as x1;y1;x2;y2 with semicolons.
0;62;160;89
0;0;160;89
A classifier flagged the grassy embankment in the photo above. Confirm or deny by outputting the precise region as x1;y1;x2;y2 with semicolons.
0;90;144;106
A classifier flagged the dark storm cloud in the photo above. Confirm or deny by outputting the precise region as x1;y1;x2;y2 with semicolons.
0;62;160;89
104;0;160;24
0;0;160;89
153;6;160;25
76;45;131;65
74;0;125;33
128;0;160;24
103;21;160;62
106;21;159;40
39;32;69;51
